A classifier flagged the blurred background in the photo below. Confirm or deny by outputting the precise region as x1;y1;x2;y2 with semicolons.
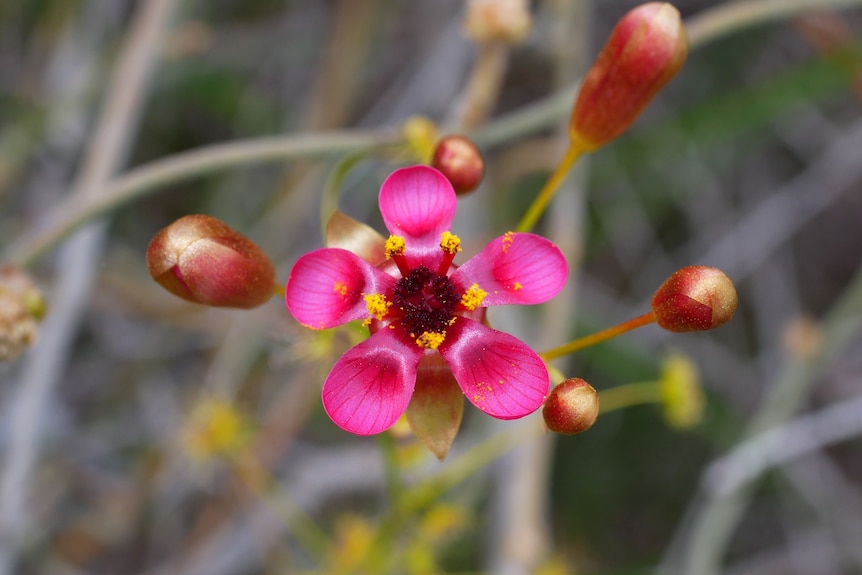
2;0;862;573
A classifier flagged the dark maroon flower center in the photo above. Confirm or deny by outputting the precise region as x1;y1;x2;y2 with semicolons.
390;266;461;336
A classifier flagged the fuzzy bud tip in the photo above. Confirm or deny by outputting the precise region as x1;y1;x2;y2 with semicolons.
651;266;738;332
147;214;277;309
543;378;600;435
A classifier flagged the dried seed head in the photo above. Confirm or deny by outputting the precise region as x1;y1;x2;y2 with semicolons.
0;266;46;362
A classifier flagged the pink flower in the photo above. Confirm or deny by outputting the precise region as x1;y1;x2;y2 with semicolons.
285;166;568;435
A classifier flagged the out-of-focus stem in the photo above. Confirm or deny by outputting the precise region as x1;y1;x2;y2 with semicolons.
458;41;511;128
515;144;583;233
0;0;175;571
675;245;862;575
599;381;662;413
5;130;400;267
541;311;656;361
377;432;406;506
686;0;862;47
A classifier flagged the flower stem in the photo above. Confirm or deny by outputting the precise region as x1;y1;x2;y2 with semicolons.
515;144;583;233
599;381;662;414
377;431;405;506
271;283;286;298
540;311;656;361
231;453;331;560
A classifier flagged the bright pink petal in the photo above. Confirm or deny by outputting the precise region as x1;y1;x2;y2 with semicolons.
439;318;549;419
451;232;568;306
322;328;424;435
378;166;457;265
286;248;395;329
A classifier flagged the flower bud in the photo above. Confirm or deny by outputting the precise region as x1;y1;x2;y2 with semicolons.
147;214;276;309
431;135;485;195
651;266;737;332
569;2;687;151
543;378;599;435
0;266;46;362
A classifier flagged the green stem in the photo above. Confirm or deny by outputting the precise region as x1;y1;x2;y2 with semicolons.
599;382;662;414
377;431;405;506
515;145;583;233
541;312;656;361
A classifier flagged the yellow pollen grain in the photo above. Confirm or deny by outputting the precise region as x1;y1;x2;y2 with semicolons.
501;231;515;254
416;331;446;349
385;235;406;259
440;231;462;254
512;282;522;291
461;284;488;311
364;293;391;321
333;281;349;298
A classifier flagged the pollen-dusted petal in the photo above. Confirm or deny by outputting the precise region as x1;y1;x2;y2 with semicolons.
379;166;457;264
439;318;549;419
286;248;395;329
451;232;568;306
322;328;424;435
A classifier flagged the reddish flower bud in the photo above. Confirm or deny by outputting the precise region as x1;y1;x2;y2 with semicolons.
147;215;276;309
651;266;737;332
542;378;599;435
569;2;688;151
431;135;486;195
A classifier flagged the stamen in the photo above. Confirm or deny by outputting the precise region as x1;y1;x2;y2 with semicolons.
460;284;488;311
385;235;411;276
416;331;446;349
438;231;461;274
364;293;391;322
